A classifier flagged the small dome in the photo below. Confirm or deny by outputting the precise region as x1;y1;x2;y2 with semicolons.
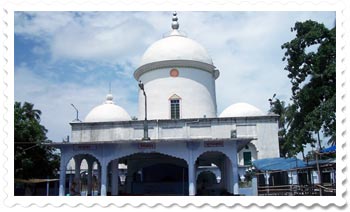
219;102;264;118
84;94;131;122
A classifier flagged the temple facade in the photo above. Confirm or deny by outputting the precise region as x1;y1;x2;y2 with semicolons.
53;12;280;196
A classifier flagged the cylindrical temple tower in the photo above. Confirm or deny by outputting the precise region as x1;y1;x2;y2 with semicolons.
134;12;220;120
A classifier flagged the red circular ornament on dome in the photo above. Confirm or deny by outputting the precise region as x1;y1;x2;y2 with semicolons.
170;68;179;77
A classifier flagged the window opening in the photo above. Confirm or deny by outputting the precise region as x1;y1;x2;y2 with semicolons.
170;99;180;119
243;152;252;166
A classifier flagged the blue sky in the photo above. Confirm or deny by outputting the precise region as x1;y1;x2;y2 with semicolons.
14;11;335;144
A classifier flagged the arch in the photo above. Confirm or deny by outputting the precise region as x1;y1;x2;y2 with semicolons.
92;161;99;170
195;150;234;195
116;152;189;195
63;151;101;168
66;158;75;173
80;158;88;170
195;150;232;166
65;153;100;170
64;153;100;196
112;150;187;166
118;152;188;174
79;159;89;195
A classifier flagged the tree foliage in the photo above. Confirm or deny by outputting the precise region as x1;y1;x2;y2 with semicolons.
269;100;306;157
274;20;336;157
269;99;288;156
15;102;59;179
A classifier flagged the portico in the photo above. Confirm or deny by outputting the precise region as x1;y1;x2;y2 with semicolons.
53;116;274;196
56;141;244;196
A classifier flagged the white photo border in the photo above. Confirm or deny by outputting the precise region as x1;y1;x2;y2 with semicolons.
1;0;348;208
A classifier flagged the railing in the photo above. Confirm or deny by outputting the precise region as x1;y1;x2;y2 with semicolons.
258;184;336;196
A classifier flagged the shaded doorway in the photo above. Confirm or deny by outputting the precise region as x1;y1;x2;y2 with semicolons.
196;151;233;195
117;152;188;195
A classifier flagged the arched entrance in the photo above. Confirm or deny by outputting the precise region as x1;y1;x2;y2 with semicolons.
66;154;100;196
195;151;234;195
115;152;188;195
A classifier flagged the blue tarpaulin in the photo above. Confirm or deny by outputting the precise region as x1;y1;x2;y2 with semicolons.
320;145;336;153
252;157;306;171
307;158;335;166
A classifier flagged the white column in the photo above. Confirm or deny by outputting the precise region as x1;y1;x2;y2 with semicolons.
188;148;196;196
111;159;119;196
293;171;298;186
264;171;270;185
100;162;108;196
59;156;66;196
252;176;258;196
87;159;93;196
188;162;196;195
225;157;233;193
331;170;336;184
231;142;239;195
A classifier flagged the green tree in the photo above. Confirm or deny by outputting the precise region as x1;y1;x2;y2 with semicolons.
281;20;336;155
269;97;288;156
14;102;59;179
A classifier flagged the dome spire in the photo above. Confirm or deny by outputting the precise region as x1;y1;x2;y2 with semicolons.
105;82;114;104
105;93;114;104
171;11;179;30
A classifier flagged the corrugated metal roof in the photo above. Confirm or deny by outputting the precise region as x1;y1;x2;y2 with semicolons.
253;157;306;171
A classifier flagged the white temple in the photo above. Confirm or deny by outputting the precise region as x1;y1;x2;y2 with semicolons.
53;12;280;196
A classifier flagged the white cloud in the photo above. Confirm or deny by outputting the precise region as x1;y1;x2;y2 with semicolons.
15;12;74;40
15;64;138;142
175;11;335;113
15;12;161;66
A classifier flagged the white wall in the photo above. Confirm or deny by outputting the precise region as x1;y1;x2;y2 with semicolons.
71;116;279;164
255;121;280;158
138;67;217;120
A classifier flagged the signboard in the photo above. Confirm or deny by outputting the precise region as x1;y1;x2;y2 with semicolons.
138;142;156;149
204;141;224;148
73;144;97;151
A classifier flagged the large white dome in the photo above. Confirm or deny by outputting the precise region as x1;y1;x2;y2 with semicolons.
139;32;213;67
84;94;131;122
219;102;264;118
